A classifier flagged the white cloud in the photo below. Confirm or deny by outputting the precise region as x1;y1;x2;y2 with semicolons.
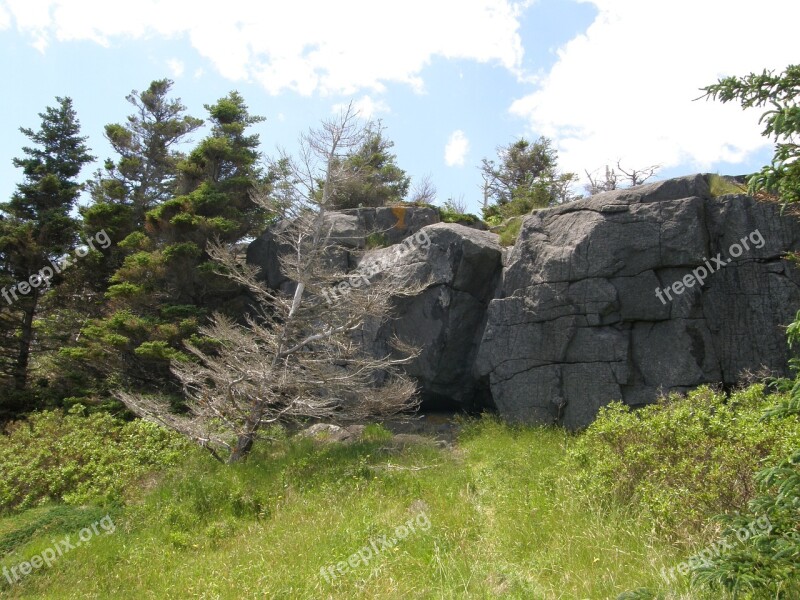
445;130;470;167
3;0;527;95
510;0;800;178
0;3;10;29
166;58;184;78
332;95;390;120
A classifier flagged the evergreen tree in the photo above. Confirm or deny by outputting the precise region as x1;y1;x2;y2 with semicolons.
80;80;203;287
87;79;204;229
0;97;93;415
480;137;577;219
52;81;202;406
67;92;266;397
329;125;410;209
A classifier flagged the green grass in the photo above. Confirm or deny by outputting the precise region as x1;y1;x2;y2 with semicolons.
0;418;726;599
707;174;747;197
498;216;523;247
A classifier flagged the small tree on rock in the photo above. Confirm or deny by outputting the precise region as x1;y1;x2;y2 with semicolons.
480;137;577;219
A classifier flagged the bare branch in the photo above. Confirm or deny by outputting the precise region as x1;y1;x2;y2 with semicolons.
116;109;422;462
616;161;660;187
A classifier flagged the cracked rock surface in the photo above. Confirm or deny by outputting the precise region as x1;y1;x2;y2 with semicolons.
360;223;503;409
475;174;800;428
247;177;800;428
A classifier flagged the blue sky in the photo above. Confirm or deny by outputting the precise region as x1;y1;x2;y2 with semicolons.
1;0;797;214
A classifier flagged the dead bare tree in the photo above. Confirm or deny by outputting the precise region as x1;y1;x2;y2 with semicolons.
117;103;424;463
442;194;468;215
409;173;437;205
584;162;660;196
584;165;618;196
617;161;659;187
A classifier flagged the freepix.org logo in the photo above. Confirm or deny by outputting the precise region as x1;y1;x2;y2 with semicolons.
2;514;116;586
654;229;765;305
2;230;111;306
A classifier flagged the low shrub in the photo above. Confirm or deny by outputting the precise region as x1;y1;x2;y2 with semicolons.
0;405;189;512
568;385;800;541
365;232;389;249
692;393;800;597
437;207;481;225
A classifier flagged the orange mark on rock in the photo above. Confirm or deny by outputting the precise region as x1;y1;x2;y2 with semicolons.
391;206;407;229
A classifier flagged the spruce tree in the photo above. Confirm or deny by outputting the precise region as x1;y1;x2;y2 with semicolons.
69;92;266;397
0;97;93;415
329;125;410;209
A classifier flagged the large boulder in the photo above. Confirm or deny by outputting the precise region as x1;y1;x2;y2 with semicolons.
359;223;503;409
475;175;800;428
246;177;800;426
337;206;440;247
247;208;504;409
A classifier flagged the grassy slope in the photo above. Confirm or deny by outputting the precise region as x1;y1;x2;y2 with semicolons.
0;420;711;599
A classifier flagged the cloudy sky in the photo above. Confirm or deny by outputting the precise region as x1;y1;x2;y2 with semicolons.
0;0;797;212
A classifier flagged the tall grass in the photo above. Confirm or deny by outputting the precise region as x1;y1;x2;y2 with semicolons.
0;418;710;599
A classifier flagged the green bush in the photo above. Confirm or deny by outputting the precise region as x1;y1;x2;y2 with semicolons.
569;385;800;539
365;232;389;249
437;207;481;225
692;393;800;597
0;406;189;512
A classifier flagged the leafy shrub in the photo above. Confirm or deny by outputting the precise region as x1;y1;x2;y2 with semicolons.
365;232;389;249
0;406;189;512
692;394;800;597
484;214;503;227
569;385;800;540
438;207;481;225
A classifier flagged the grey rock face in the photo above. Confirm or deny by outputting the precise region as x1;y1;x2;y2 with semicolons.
332;206;441;248
246;177;800;427
476;175;800;428
360;223;503;409
246;209;503;408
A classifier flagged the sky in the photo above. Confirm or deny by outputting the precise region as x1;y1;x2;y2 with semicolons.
0;0;797;214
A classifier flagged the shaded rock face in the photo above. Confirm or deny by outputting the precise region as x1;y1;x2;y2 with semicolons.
246;177;800;428
359;223;503;409
475;175;800;428
247;214;503;411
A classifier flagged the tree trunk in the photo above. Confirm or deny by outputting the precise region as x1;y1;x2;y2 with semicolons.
228;431;256;463
12;290;38;392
